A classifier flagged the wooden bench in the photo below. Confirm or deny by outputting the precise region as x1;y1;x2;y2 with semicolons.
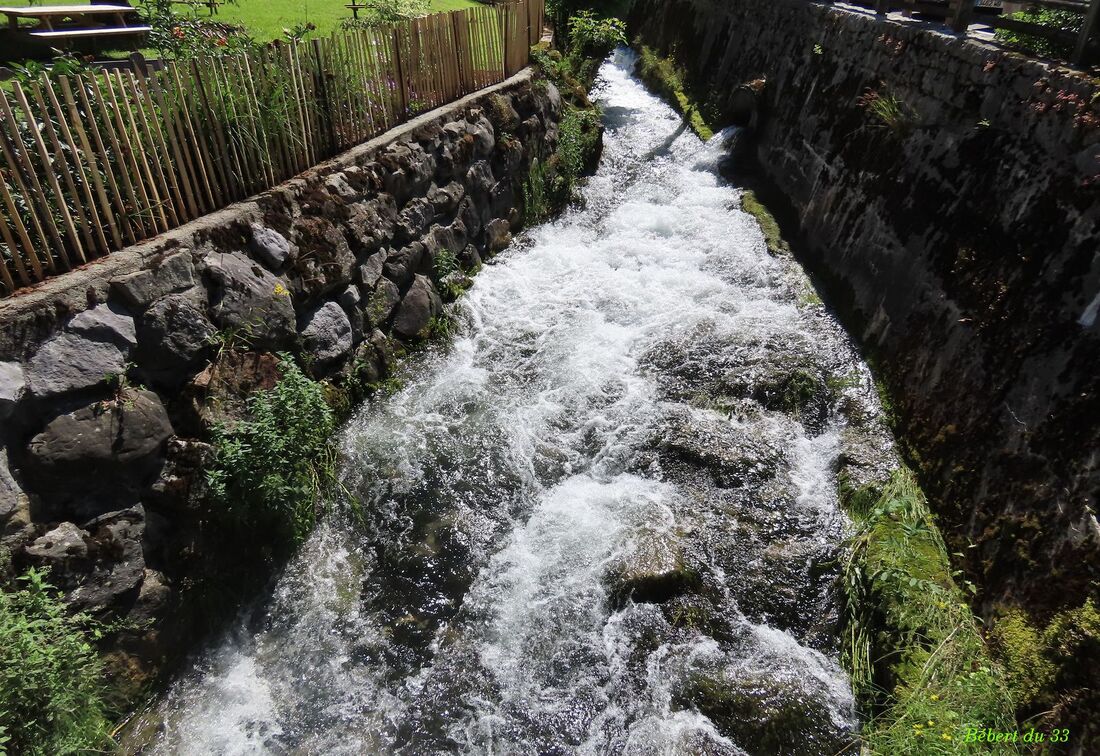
346;3;368;20
28;25;150;39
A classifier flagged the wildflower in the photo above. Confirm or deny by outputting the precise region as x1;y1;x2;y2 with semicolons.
928;720;935;726
172;26;185;40
942;733;953;741
273;282;289;297
216;37;228;47
930;694;940;701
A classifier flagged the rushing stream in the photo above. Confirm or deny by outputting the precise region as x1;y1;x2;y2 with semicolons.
144;50;896;754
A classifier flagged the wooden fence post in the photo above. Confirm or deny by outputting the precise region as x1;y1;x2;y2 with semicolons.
950;0;974;33
392;26;409;119
1075;0;1100;67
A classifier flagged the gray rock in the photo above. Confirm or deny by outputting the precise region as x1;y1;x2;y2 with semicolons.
346;195;398;255
466;160;495;195
359;250;388;288
110;251;196;310
383;243;427;290
136;290;217;385
249;223;297;270
25;333;128;399
0;361;25;420
1;451;22;522
299;301;353;371
459;244;482;270
546;81;562;117
69;507;146;612
470;115;496;157
25;522;88;562
324;172;357;199
290;216;357;298
486;218;512;252
393;275;442;341
427;181;466;215
26;390;173;516
458;196;483;237
396;197;434;243
205;251;296;349
367;279;402;326
604;525;698;607
338;284;362;313
68;303;137;351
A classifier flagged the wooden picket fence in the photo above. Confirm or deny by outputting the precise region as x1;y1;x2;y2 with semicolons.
0;0;545;296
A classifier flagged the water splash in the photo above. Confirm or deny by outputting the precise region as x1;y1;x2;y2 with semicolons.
145;48;882;755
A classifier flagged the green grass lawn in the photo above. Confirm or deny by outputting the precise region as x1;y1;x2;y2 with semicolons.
1;0;480;41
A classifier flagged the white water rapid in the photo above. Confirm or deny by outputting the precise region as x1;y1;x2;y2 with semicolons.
145;50;892;755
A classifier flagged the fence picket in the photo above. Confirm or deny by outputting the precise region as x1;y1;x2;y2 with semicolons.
0;0;543;295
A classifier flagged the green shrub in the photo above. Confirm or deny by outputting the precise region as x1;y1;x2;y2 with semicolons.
567;10;626;59
207;355;338;549
995;8;1082;59
339;0;428;29
0;569;112;756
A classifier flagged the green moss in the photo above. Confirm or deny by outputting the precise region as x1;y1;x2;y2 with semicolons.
841;468;1018;753
634;43;716;141
740;190;790;257
987;609;1056;709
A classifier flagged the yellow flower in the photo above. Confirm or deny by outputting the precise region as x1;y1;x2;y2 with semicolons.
928;720;935;726
942;733;953;741
930;694;940;701
273;283;289;297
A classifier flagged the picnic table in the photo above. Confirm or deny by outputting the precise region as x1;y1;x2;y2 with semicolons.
0;4;149;46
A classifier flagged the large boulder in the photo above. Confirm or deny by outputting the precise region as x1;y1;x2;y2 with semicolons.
136;290;217;387
26;389;173;517
427;181;465;216
486;218;512;252
67;303;137;351
25;333;128;399
205;251;296;349
392;275;442;341
299;301;353;373
0;361;25;420
110;251;196;310
659;409;784;489
24;303;138;400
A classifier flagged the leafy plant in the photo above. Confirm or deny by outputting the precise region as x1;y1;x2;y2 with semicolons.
858;87;917;137
0;569;112;756
995;7;1083;59
206;355;338;548
568;10;627;59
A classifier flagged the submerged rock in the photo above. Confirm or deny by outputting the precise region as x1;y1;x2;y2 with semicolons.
659;409;784;488
606;526;701;607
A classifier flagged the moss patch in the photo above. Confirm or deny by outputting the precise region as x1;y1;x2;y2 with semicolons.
841;468;1018;753
634;43;716;140
739;189;790;257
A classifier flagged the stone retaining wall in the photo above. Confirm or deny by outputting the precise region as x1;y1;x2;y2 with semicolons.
0;68;561;686
630;0;1100;621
